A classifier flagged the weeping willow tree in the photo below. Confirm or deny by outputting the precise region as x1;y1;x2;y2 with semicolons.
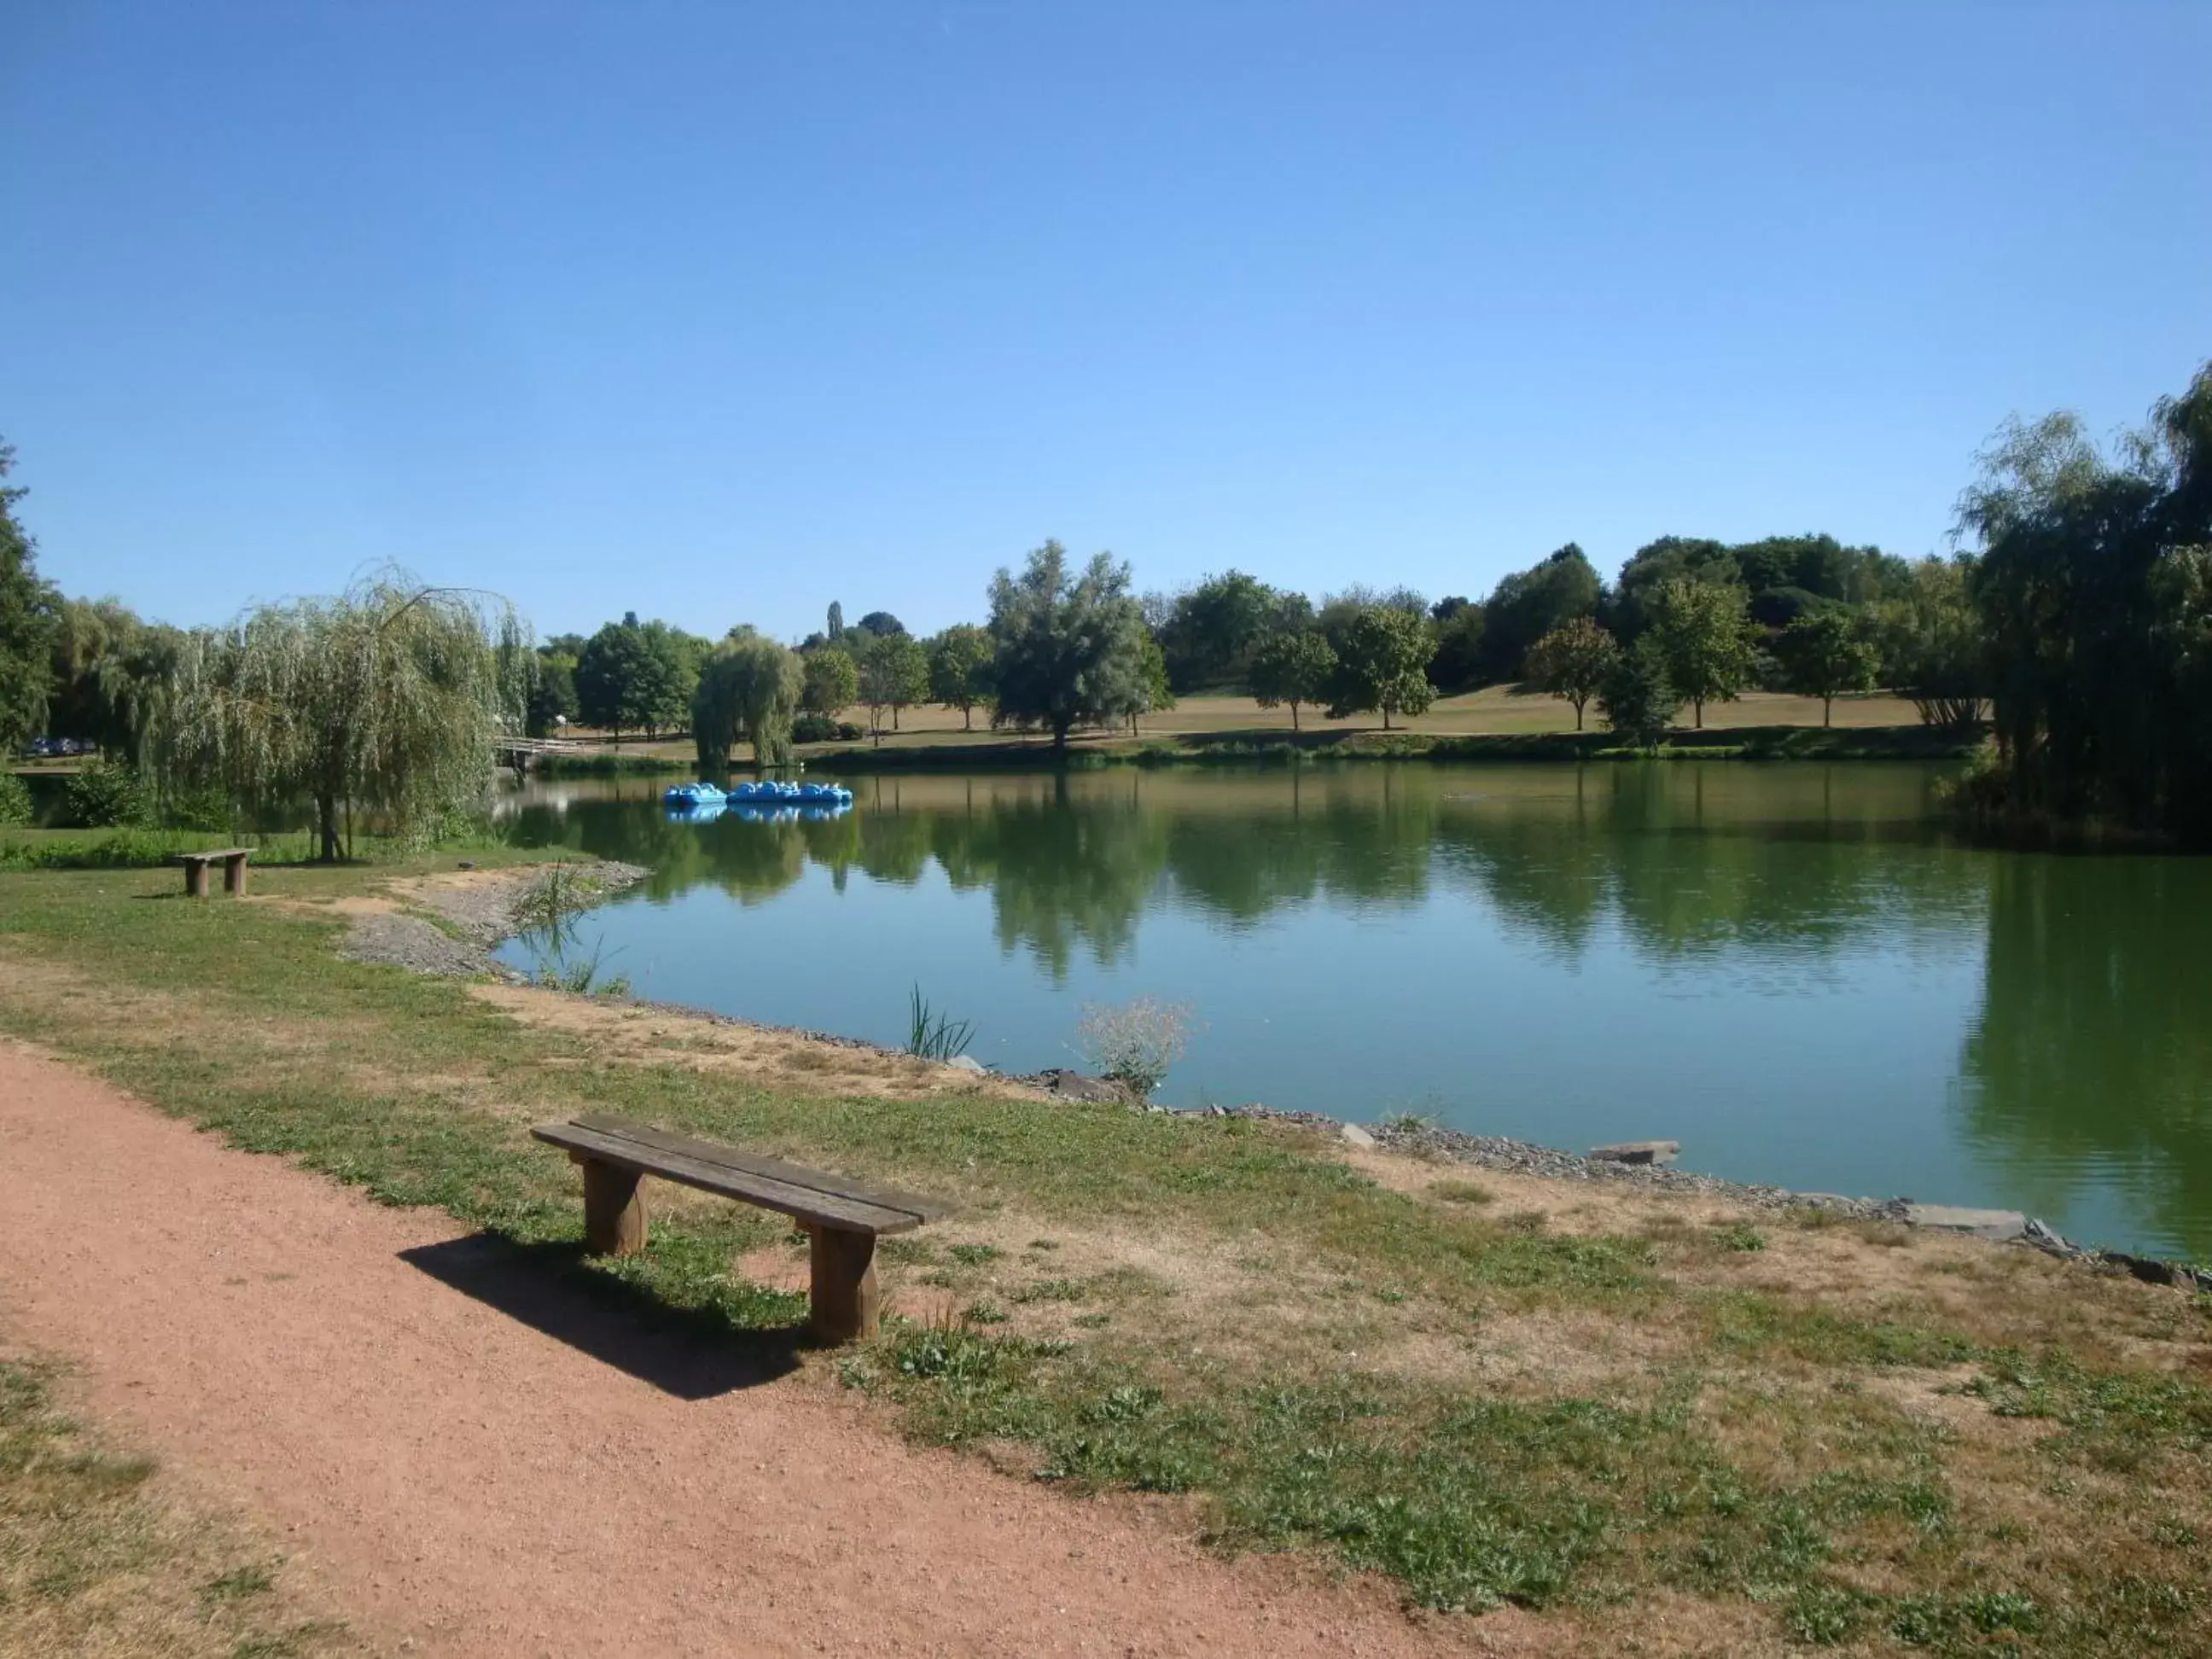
154;570;530;860
693;632;804;772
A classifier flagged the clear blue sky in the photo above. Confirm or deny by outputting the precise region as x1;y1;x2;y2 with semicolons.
4;2;2205;642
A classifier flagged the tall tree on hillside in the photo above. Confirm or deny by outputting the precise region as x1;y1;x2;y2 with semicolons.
826;601;846;643
801;645;859;717
1428;602;1487;693
1157;569;1285;691
927;623;995;730
1327;606;1436;729
0;440;58;752
693;633;805;771
1776;608;1880;726
1479;544;1603;681
1605;536;1737;640
987;540;1151;752
1649;578;1758;728
856;630;928;732
853;610;906;638
1249;628;1337;731
1525;616;1621;730
153;570;528;861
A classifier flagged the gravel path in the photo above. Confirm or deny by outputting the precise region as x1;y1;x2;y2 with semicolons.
0;1039;1471;1659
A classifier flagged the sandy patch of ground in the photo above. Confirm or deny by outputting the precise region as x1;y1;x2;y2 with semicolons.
467;979;1039;1102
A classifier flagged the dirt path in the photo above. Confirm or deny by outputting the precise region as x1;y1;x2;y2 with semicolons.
0;1039;1505;1659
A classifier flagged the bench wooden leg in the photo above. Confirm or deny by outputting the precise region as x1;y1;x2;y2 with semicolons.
184;862;210;899
809;1227;878;1343
579;1158;647;1256
224;854;249;895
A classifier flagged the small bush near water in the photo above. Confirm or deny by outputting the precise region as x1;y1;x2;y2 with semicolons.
1076;997;1195;1098
64;757;152;828
0;770;32;826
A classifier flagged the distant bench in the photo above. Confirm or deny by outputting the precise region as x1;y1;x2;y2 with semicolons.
176;847;253;898
530;1113;949;1342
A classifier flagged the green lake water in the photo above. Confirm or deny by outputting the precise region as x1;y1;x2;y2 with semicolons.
494;763;2212;1260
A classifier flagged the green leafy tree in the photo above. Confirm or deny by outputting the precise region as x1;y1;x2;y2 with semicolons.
152;570;528;861
801;645;859;717
1598;637;1679;748
926;623;995;730
1326;605;1436;729
527;648;579;736
46;596;180;760
1649;578;1758;728
1129;632;1174;734
826;601;846;643
1873;556;1986;730
694;633;805;771
1157;569;1285;691
1524;616;1621;730
1248;629;1337;731
987;540;1151;753
853;610;906;638
1478;544;1603;680
1428;602;1487;693
0;440;58;752
856;630;928;733
1776;608;1880;726
1953;364;2212;836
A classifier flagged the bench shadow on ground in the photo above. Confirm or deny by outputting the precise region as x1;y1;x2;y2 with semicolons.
399;1233;806;1400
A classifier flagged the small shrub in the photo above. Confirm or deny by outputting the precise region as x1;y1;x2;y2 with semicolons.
64;757;152;828
161;783;235;833
791;713;841;744
1076;996;1196;1098
1712;1220;1767;1253
0;771;32;826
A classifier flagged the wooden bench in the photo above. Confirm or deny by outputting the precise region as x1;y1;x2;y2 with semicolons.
177;847;253;898
530;1114;948;1342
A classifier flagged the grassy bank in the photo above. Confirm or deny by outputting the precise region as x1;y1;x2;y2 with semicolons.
800;722;1979;772
1;859;2206;1654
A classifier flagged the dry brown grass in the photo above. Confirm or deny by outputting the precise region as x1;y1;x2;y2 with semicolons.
466;980;1039;1102
0;1345;350;1659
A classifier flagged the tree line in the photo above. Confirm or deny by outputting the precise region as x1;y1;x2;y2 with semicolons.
1;354;2206;844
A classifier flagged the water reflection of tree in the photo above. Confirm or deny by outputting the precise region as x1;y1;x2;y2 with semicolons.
958;790;1171;976
518;765;1984;975
1960;857;2212;1258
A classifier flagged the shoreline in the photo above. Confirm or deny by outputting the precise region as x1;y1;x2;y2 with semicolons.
527;721;1980;778
347;853;2209;1291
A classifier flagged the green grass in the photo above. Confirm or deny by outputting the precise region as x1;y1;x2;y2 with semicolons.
0;858;2207;1652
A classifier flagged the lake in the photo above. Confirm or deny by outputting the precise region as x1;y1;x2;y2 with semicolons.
495;763;2212;1260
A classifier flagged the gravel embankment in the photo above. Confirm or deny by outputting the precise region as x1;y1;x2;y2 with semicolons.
339;861;650;977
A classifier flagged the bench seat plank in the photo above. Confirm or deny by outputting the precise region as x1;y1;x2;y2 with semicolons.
174;847;253;863
532;1118;926;1236
570;1113;952;1223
